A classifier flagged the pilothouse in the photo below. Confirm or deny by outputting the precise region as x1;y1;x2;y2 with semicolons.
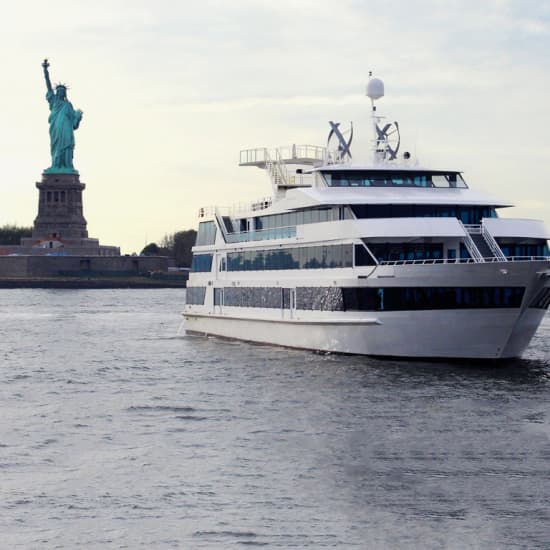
184;75;550;359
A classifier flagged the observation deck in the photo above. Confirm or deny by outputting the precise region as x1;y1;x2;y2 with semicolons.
239;145;327;168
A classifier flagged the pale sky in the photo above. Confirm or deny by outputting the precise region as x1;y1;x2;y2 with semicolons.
1;0;549;253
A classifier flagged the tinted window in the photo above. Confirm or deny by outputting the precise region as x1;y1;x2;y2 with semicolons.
351;205;497;223
190;254;213;272
186;286;206;305
325;171;468;188
342;287;525;311
367;243;443;263
227;245;354;271
196;221;217;246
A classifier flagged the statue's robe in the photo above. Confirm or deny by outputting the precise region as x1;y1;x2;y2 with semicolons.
46;90;81;171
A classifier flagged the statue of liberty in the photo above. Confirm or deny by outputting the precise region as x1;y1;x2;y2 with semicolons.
42;59;83;174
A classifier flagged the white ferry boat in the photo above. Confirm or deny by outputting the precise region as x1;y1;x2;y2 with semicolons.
184;77;550;359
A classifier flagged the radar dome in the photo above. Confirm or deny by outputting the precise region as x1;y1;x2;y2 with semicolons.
367;78;384;100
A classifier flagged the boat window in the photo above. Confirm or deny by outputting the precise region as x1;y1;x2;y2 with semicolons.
414;175;428;187
342;286;525;311
282;288;291;309
431;175;448;187
196;221;217;246
496;239;550;259
227;244;353;271
224;287;287;308
190;254;213;272
355;244;377;266
186;286;206;305
201;286;525;310
366;242;444;263
350;204;497;224
253;207;340;234
324;170;468;188
214;288;223;306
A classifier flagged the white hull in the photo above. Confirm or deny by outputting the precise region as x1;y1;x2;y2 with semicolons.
184;307;546;359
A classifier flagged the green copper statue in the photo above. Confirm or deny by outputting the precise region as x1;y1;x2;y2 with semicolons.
42;59;83;174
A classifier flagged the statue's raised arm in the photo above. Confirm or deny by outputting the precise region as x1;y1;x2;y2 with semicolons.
42;58;53;95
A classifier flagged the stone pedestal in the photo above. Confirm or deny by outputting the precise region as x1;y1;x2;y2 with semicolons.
17;172;120;256
31;172;88;240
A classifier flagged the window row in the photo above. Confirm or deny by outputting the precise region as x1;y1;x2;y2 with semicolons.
223;287;288;308
342;286;525;311
253;207;349;231
367;242;444;263
496;240;550;258
196;221;217;246
220;287;343;310
324;171;468;189
227;244;353;271
186;286;206;305
193;286;526;311
351;204;497;225
226;226;296;243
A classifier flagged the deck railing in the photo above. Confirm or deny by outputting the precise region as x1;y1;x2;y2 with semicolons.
239;145;327;166
379;256;550;266
199;197;273;219
226;225;296;243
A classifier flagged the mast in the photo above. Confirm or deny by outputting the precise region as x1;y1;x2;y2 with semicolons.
366;72;385;164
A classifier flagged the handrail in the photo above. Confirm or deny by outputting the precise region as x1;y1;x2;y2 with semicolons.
481;223;507;260
240;145;327;165
459;221;484;262
199;197;273;218
379;256;550;266
506;256;550;262
380;258;478;266
264;148;288;188
226;225;296;243
463;224;481;234
239;148;267;165
273;148;288;186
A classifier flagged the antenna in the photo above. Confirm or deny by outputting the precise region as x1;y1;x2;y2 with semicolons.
366;74;401;163
366;73;384;162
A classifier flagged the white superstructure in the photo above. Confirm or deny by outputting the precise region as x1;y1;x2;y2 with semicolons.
184;77;550;359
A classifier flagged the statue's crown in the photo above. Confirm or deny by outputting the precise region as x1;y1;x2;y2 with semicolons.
55;82;69;90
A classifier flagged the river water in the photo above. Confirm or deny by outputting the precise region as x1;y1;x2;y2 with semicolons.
1;289;549;549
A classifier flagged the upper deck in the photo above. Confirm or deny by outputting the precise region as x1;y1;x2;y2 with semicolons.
239;145;327;168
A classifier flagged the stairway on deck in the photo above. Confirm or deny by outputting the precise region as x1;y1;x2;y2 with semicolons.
470;233;495;259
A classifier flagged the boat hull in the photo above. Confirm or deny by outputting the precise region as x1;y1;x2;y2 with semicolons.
184;307;546;360
184;260;550;360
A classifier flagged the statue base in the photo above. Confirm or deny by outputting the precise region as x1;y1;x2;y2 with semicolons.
32;172;88;240
17;171;120;256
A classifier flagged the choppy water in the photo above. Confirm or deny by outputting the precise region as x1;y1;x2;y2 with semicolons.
1;289;549;549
